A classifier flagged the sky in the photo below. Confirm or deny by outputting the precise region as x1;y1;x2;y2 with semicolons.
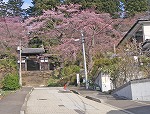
22;0;33;9
3;0;33;9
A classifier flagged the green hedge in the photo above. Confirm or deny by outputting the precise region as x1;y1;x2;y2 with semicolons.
2;74;20;90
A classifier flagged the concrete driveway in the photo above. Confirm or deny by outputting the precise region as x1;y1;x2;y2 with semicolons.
26;87;129;114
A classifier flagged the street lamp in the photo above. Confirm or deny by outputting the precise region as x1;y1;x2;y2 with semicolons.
74;30;88;89
17;40;22;86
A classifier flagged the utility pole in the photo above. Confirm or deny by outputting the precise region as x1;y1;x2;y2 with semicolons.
81;30;88;89
19;40;22;86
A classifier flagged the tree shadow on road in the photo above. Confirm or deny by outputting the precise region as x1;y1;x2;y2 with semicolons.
107;105;150;114
107;110;127;114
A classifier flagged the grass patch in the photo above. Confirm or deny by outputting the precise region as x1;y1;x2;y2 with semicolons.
0;89;13;99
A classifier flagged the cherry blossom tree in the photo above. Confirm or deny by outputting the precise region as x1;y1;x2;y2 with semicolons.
22;4;147;73
0;16;28;54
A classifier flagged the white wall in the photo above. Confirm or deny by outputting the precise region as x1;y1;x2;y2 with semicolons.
94;73;112;92
114;84;132;100
143;24;150;41
101;75;112;92
132;81;150;101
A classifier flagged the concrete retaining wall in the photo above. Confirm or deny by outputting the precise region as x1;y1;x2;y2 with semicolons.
113;78;150;101
131;79;150;101
113;83;132;100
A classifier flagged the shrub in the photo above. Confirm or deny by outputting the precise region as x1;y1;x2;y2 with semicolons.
2;74;20;90
47;78;61;87
61;65;80;77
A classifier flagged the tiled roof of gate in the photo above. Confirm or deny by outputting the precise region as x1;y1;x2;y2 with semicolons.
22;48;45;54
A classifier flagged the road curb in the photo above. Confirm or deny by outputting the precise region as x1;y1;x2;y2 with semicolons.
70;89;102;103
70;90;80;95
85;96;101;103
20;87;34;114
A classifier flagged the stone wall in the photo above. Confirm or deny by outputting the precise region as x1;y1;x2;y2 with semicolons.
22;71;52;87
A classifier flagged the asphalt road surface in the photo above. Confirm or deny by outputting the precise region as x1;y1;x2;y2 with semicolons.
0;87;32;114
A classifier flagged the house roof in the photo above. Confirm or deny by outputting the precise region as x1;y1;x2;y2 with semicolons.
117;17;150;47
21;48;45;54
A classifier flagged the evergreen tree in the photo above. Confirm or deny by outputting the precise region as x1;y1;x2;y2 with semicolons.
122;0;148;17
0;1;7;16
27;0;61;16
100;0;120;14
7;0;24;16
65;0;120;16
26;0;149;17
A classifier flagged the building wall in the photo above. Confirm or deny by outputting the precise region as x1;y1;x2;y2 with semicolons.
94;72;112;92
143;24;150;41
94;73;102;90
101;74;112;92
131;80;150;101
113;83;132;100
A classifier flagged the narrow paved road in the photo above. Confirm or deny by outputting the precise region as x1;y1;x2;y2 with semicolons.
69;87;150;114
26;87;130;114
105;100;150;114
0;87;32;114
